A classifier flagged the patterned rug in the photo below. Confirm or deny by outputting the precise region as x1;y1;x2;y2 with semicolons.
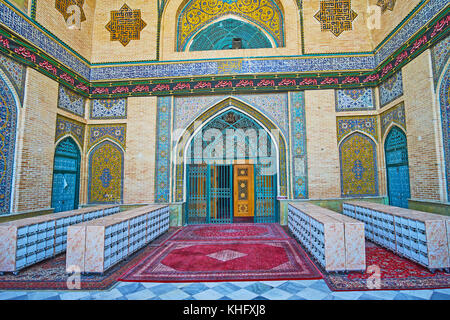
168;223;290;241
0;228;181;290
118;239;323;283
323;242;450;291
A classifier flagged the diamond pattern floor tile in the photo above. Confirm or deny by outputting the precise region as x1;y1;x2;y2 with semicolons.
193;288;224;300
226;289;259;300
261;288;293;300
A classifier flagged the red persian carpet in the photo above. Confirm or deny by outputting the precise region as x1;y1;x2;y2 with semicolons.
118;238;323;283
0;228;180;290
168;223;290;241
323;242;450;291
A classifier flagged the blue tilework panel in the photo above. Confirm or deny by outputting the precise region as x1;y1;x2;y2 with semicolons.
0;73;18;215
379;71;403;107
432;35;450;85
0;52;25;101
337;116;378;144
55;115;85;148
58;85;86;117
87;125;126;151
439;66;450;201
155;96;171;203
336;88;375;111
173;93;289;141
290;92;308;199
374;0;447;66
90;99;127;119
380;102;406;138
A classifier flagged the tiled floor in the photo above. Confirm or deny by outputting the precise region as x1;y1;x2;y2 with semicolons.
0;279;449;300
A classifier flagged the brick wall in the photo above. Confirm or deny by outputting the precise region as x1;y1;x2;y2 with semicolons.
123;96;158;203
402;50;446;201
35;0;95;61
13;68;58;213
304;89;341;199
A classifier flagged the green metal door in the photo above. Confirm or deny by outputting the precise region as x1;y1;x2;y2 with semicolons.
186;164;233;224
254;164;278;223
51;137;81;213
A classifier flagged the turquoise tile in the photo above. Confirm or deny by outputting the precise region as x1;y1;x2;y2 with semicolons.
430;292;450;300
277;281;306;294
180;283;210;296
261;288;292;300
226;289;258;300
244;282;273;295
117;283;146;295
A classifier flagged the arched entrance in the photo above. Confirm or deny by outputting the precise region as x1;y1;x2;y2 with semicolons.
0;72;19;215
385;126;411;208
184;108;280;224
51;137;81;213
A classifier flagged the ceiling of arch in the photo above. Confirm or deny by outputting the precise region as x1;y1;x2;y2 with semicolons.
176;0;285;51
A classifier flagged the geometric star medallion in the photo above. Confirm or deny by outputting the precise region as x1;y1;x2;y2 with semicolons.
376;0;396;13
314;0;358;37
105;4;147;47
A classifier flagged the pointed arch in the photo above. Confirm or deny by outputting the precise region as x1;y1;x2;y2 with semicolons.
437;64;450;201
51;136;81;213
88;140;124;204
384;125;411;208
339;131;379;197
0;69;20;215
186;16;275;51
176;0;285;51
173;97;288;202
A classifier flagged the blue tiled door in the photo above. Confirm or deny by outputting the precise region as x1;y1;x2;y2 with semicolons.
51;137;81;213
385;127;411;208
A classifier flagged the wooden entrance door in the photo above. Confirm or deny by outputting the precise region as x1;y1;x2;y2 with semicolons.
233;165;254;217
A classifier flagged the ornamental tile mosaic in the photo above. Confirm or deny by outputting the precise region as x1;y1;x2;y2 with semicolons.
0;73;18;215
0;2;91;78
57;85;86;117
0;0;447;81
290;92;308;199
335;88;375;112
55;0;87;24
377;0;396;13
55;115;85;148
88;140;124;204
173;97;289;201
0;53;26;102
177;0;284;51
314;0;358;37
173;93;289;141
105;4;147;47
374;0;447;66
155;96;171;203
438;66;450;201
340;132;379;197
90;99;127;120
380;102;406;139
87;124;126;152
431;35;450;85
379;71;403;107
336;116;378;144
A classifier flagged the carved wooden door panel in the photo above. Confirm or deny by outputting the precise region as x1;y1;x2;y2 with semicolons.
233;165;254;217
